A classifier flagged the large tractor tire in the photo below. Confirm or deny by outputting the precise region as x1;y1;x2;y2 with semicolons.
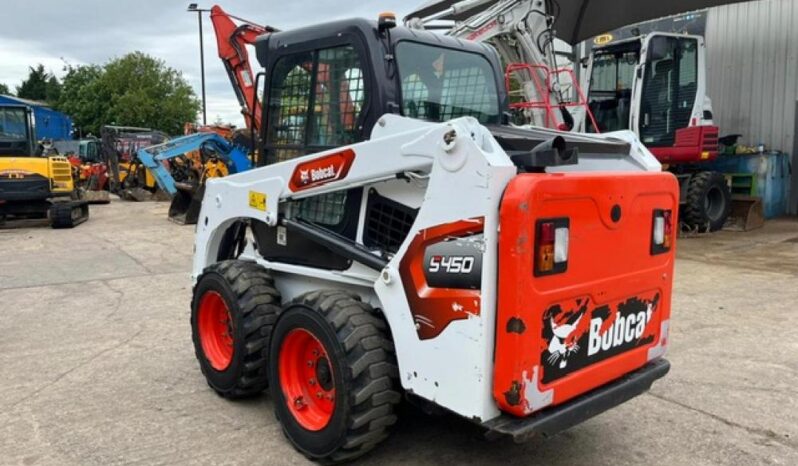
49;201;89;229
269;290;400;464
683;171;732;232
191;260;282;399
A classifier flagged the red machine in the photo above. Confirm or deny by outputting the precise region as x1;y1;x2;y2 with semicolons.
210;5;275;132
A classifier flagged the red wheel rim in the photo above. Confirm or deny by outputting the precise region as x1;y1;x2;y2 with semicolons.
278;328;336;431
197;291;234;371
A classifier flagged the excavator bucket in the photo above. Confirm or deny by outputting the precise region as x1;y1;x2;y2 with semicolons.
728;195;765;231
168;184;205;225
80;190;111;204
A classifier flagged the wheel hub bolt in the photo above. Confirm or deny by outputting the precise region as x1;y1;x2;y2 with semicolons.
294;396;306;409
307;360;314;367
309;378;316;385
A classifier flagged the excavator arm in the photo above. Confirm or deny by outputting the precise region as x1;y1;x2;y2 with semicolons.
407;0;579;130
209;5;277;133
406;0;748;131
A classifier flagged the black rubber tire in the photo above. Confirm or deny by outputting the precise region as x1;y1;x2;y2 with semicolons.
269;290;400;464
191;260;282;399
683;171;732;232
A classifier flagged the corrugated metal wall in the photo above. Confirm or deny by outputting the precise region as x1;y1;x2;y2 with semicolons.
706;0;798;152
706;0;798;214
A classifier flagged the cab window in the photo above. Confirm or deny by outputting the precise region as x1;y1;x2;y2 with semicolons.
396;42;500;124
639;37;699;146
266;46;367;164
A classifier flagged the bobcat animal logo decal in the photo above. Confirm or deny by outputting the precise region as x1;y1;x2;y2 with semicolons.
545;301;587;369
541;293;660;383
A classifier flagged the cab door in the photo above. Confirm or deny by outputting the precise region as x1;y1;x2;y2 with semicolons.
634;34;703;147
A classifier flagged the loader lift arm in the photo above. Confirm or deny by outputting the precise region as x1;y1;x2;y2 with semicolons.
210;5;277;132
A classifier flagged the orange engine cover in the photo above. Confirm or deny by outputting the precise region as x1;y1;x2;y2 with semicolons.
493;171;679;417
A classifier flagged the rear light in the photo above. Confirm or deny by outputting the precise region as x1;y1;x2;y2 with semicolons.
651;209;673;255
535;218;569;276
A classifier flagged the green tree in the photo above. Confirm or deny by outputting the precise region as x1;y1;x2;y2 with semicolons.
0;83;10;95
56;64;104;136
16;64;61;104
57;52;199;135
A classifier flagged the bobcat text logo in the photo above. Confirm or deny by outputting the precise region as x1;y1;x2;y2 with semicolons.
310;165;336;182
289;149;354;192
587;302;653;357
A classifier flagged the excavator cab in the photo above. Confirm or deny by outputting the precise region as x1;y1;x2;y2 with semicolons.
0;104;89;228
586;33;732;232
586;33;714;162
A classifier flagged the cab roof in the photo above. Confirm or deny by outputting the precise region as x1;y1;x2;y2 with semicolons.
256;18;499;68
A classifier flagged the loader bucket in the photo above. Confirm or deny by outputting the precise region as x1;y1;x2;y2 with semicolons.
168;184;205;225
727;195;765;231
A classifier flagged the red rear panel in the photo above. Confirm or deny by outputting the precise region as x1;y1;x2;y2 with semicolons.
494;172;678;417
649;125;719;164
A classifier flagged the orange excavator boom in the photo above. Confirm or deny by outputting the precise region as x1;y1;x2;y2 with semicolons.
209;5;277;133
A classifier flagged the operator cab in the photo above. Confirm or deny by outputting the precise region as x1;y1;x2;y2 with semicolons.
0;105;36;157
587;33;706;148
254;17;507;166
253;18;633;170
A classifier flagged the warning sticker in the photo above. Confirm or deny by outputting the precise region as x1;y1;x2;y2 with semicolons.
248;191;267;211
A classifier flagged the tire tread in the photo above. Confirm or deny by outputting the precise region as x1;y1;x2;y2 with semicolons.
283;290;400;463
192;260;281;399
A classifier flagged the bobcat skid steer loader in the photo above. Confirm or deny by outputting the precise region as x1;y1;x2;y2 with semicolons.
188;12;676;463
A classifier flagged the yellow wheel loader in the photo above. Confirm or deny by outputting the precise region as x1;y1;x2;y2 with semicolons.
0;104;88;228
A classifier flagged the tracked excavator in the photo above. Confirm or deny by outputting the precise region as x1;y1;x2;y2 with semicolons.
0;104;88;228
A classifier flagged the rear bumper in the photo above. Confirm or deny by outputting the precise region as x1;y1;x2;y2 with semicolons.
483;358;670;442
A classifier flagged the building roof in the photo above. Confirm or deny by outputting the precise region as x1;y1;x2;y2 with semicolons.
0;94;52;109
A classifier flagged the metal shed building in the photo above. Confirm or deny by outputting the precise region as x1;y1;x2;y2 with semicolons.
0;95;73;141
704;0;798;213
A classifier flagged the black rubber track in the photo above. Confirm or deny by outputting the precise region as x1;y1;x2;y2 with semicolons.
271;290;400;464
683;171;732;232
49;202;89;229
191;260;282;399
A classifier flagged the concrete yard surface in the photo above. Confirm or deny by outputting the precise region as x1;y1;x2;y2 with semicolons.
1;200;797;465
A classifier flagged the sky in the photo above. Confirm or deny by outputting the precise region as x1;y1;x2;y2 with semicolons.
0;0;411;128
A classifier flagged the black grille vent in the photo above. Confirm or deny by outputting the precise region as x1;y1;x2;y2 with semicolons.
364;189;418;254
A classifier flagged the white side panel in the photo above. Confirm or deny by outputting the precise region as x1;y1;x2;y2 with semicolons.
374;118;516;422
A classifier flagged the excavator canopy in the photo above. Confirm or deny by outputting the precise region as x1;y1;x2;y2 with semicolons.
404;0;747;44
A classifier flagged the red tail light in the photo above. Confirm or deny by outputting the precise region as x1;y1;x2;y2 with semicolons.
651;210;673;255
535;218;569;276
